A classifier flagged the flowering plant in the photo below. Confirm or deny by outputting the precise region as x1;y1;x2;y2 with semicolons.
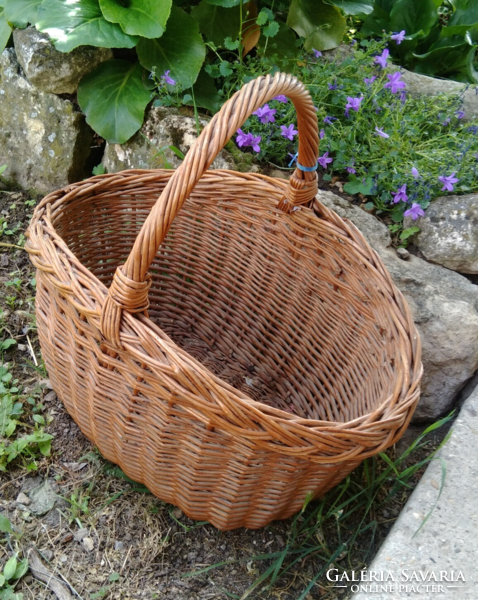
230;37;478;231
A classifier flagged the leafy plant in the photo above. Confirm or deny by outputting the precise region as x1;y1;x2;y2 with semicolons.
0;364;53;471
362;0;478;82
0;517;28;600
228;37;478;226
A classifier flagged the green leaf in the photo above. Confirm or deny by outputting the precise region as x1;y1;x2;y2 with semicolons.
191;0;240;48
256;10;268;25
12;559;28;581
0;574;4;587
0;396;15;437
4;0;41;28
36;0;138;52
263;20;279;37
259;21;297;57
78;60;151;144
99;0;172;39
108;572;120;582
0;8;12;54
224;36;239;50
343;177;373;195
137;7;206;89
190;69;221;111
218;60;233;76
414;41;472;76
0;339;16;350
33;414;45;425
287;0;347;51
325;0;374;16
400;226;420;240
0;164;7;176
390;0;438;38
0;514;12;533
446;0;478;35
4;556;17;582
204;0;245;5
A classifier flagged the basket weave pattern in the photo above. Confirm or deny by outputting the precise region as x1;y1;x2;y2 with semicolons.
26;73;422;530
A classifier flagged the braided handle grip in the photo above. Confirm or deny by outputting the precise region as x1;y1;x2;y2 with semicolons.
101;72;319;345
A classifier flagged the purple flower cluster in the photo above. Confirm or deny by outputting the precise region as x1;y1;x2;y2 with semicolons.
236;129;261;152
280;124;298;140
345;96;363;117
161;70;176;86
253;103;276;124
384;72;406;94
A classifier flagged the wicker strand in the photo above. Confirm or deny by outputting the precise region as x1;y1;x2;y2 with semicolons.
100;72;319;346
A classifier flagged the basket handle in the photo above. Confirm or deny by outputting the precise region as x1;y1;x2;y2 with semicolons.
100;72;319;346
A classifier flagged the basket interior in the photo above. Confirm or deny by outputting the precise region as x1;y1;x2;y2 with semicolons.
53;173;401;423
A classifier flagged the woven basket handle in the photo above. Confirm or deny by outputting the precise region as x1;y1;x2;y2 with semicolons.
101;72;319;345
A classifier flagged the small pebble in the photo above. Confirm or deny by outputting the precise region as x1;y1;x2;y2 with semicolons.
74;528;88;542
16;492;31;506
42;549;53;561
17;344;27;351
43;391;57;403
172;508;183;519
114;541;124;551
82;537;94;552
397;247;410;260
59;554;68;563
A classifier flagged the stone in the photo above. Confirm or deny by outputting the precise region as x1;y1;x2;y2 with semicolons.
396;247;410;260
82;537;94;552
27;479;59;515
399;68;478;122
15;492;31;506
314;192;478;421
41;549;53;561
405;193;478;274
43;391;57;403
0;49;94;194
351;385;478;600
74;528;89;542
102;106;236;174
114;541;124;551
13;27;113;95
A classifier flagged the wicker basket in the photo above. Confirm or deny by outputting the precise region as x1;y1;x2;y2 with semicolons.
26;73;422;530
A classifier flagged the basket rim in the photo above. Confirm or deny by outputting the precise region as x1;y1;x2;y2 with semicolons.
26;168;422;461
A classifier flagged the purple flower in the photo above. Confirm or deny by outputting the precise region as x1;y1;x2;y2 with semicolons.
280;124;298;140
273;95;288;103
328;81;338;90
404;203;425;220
236;129;253;148
345;96;363;117
384;72;406;94
312;48;322;58
323;115;336;125
319;129;325;139
374;127;389;139
456;110;465;119
253;103;276;124
250;135;261;153
400;91;407;104
161;70;176;86
364;76;376;86
442;116;451;126
411;167;419;179
391;30;406;45
318;152;333;169
438;172;459;192
391;184;408;203
347;166;356;174
374;48;389;69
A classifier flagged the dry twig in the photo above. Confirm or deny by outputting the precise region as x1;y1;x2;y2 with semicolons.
27;548;73;600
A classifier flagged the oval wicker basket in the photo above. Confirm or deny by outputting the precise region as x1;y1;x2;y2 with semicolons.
26;73;422;530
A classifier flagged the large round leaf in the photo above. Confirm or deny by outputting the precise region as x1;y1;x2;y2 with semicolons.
99;0;172;39
137;7;206;88
446;0;478;35
78;59;151;143
0;8;12;53
36;0;138;52
191;0;241;48
325;0;374;16
390;0;437;38
4;0;42;28
287;0;346;51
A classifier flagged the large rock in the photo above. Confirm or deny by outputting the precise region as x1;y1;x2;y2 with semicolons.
399;68;477;122
315;191;478;421
13;27;113;94
0;49;94;193
102;106;236;173
405;193;478;274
